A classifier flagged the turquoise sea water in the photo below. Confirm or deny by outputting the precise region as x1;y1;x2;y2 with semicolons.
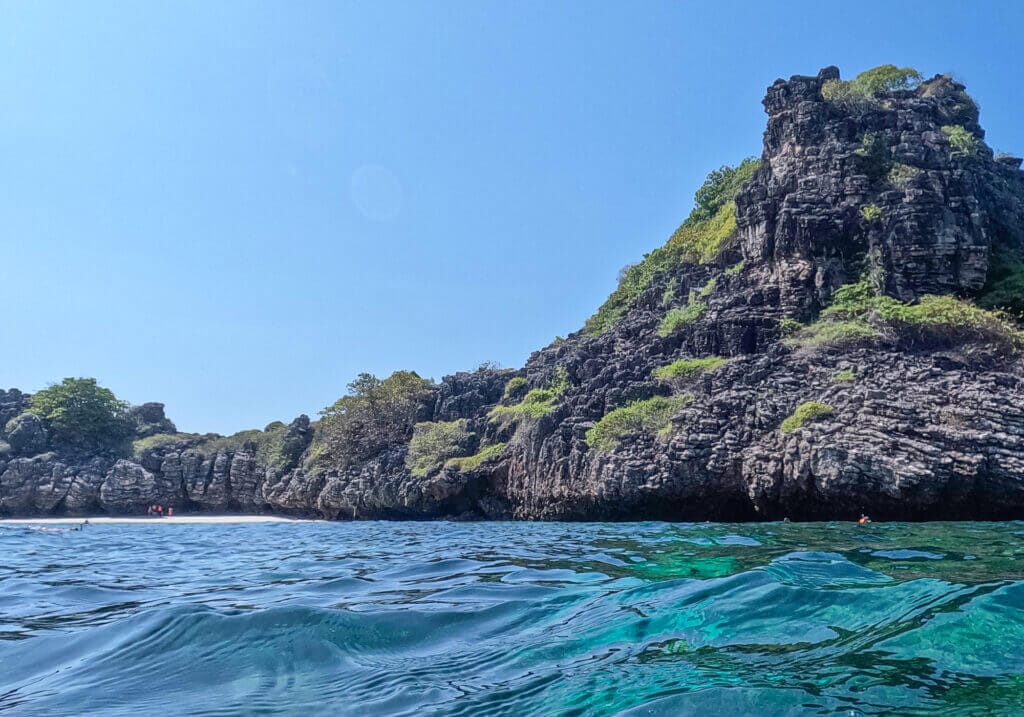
2;521;1023;716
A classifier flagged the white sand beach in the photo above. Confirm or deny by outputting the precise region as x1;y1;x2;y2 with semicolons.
0;515;312;525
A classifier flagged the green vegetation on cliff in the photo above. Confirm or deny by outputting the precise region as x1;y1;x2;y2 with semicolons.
888;163;923;186
979;250;1024;316
821;65;922;105
253;421;301;473
780;402;835;433
583;159;758;335
791;320;880;346
942;124;980;156
586;395;691;451
28;378;133;455
652;356;728;382
860;204;883;222
657;276;717;336
789;280;1024;350
406;419;470;477
132;424;297;474
489;367;569;425
658;302;707;336
319;371;434;466
502;376;528;401
446;442;506;472
132;432;194;459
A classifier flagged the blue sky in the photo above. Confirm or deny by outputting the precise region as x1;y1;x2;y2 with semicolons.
3;1;1022;434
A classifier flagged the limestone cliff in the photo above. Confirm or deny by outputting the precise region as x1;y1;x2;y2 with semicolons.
4;65;1024;520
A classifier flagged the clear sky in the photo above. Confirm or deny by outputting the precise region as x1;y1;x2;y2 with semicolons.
3;1;1023;434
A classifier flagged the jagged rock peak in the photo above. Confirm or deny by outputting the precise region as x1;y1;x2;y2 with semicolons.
736;65;1024;307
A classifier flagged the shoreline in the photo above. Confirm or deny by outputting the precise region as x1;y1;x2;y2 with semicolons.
0;515;314;525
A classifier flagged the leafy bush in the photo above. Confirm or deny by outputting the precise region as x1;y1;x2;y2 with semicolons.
406;419;470;477
853;132;891;179
488;388;557;425
254;422;297;473
793;279;1023;349
888;163;923;186
173;423;303;474
652;356;728;382
586;395;692;451
978;250;1024;315
725;261;745;275
777;317;804;336
790;320;880;346
689;158;761;224
658;302;707;337
696;276;717;299
860;204;883;222
886;295;1023;344
780;402;835;433
446;442;506;472
821;65;922;105
489;368;570;426
319;371;435;465
835;369;855;382
660;284;677;308
942;125;979;156
503;376;528;401
549;366;571;395
583;160;759;335
667;201;738;265
29;378;133;455
820;79;853;104
853;65;923;94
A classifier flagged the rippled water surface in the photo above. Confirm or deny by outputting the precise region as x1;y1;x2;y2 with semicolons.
2;520;1024;715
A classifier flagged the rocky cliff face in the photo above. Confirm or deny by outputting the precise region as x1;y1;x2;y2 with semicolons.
5;66;1024;521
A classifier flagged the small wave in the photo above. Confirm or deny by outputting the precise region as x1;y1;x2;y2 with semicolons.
3;521;1024;715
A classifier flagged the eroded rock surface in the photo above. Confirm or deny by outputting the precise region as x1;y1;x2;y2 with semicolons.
4;66;1024;520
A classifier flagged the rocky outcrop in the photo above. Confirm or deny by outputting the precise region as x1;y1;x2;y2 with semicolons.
735;67;1024;307
4;65;1024;521
5;413;47;456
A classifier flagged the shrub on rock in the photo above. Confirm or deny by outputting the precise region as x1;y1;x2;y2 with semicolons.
583;159;758;335
406;419;471;477
942;125;979;156
658;302;707;336
319;371;435;466
446;442;506;473
652;357;728;383
502;376;528;401
780;402;835;433
790;280;1023;351
586;395;692;451
821;64;922;106
28;378;133;455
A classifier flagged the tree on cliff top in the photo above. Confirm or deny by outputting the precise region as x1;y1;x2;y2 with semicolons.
583;158;759;335
29;377;133;455
688;157;761;225
318;371;435;465
821;65;923;104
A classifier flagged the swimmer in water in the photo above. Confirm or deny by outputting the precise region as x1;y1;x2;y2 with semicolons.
858;514;871;525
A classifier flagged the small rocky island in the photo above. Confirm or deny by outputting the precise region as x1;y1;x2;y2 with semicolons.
5;65;1024;521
